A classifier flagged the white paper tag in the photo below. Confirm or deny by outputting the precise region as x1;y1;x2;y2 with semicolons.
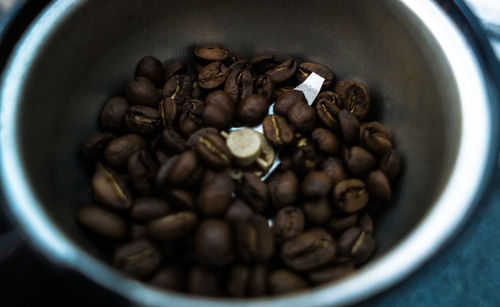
294;72;325;105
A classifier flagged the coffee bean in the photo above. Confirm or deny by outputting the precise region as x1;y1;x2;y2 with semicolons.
194;132;233;168
268;170;298;208
197;171;235;216
125;76;161;107
334;179;369;213
366;170;391;204
100;97;128;132
266;58;297;83
292;138;318;175
114;239;162;278
237;94;269;127
187;127;218;147
273;90;306;117
238;172;270;212
269;270;308;294
148;211;197;241
131;197;170;222
311;128;339;155
178;99;205;136
127;150;158;195
319;157;347;186
162;75;193;105
358;213;374;234
227;58;249;71
288;102;316;133
338;110;360;146
82;132;115;164
281;229;336;271
187;266;221;296
327;214;358;235
198;61;230;90
194;46;229;61
224;69;253;103
379;149;401;180
249;265;268;296
335;80;371;120
205;89;235;115
314;91;342;131
254;74;275;101
92;166;132;210
169;150;202;186
308;263;355;285
227;265;250;297
263;115;294;147
343;146;376;176
297;63;334;89
303;198;334;225
124;105;161;135
237;214;274;262
195;219;234;267
251;55;279;73
225;199;254;224
158;97;178;127
203;102;232;130
273;206;305;242
155;155;178;188
164;62;187;82
361;122;393;155
150;266;184;291
136;56;164;86
104;134;147;169
338;227;375;265
131;224;148;240
77;205;127;240
167;189;195;211
301;171;333;199
161;128;188;155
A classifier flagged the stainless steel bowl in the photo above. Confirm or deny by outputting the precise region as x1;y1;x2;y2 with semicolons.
0;0;498;306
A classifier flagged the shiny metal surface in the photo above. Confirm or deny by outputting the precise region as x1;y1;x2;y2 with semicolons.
0;0;496;306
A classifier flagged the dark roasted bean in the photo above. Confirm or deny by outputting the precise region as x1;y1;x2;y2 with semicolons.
263;115;294;147
131;197;170;222
77;205;127;240
195;219;233;267
273;206;305;242
237;214;274;262
92;166;132;210
100;97;128;132
136;56;164;86
268;170;298;208
148;211;197;241
334;179;369;213
125;76;161;107
197;171;235;216
238;172;270;212
114;239;162;279
104;134;147;170
269;270;307;294
194;133;233;168
361;122;393;155
335;80;371;120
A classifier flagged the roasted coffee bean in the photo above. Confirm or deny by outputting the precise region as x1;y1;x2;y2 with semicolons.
314;91;342;131
114;239;162;278
269;270;308;294
77;205;127;240
178;99;205;136
227;265;250;297
249;265;268;296
225;199;254;224
358;213;374;234
268;170;298;208
327;214;358;235
100;97;128;132
335;80;370;120
281;229;336;271
131;224;148;240
125;76;161;107
238;172;270;212
195;219;234;267
164;62;187;82
311;128;339;155
338;227;375;265
155;155;178;188
301;171;333;199
237;214;274;262
167;189;195;210
379;149;401;180
161;128;188;155
237;94;269;127
228;58;249;71
366;170;391;204
82;132;115;163
187;127;218;147
320;157;347;186
292;138;318;175
197;171;235;216
148;211;197;241
124;105;161;134
92;166;132;210
254;74;275;101
288;102;316;133
127;150;158;195
338;110;360;146
273;206;305;242
361;122;393;155
187;266;221;296
194;46;229;61
198;61;229;90
297;63;334;89
343;146;376;176
136;56;164;86
205;90;235;115
158;97;178;127
308;263;355;285
274;90;306;117
275;85;296;98
168;150;202;186
266;58;297;83
194;132;233;168
225;69;253;103
131;197;170;222
303;198;334;225
150;266;184;291
334;179;369;213
263;115;293;147
203;102;232;130
104;134;147;169
162;75;193;105
251;55;279;73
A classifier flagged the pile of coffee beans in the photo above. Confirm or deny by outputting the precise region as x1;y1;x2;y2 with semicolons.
78;46;401;297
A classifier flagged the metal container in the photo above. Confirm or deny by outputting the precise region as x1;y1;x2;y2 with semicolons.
0;0;499;305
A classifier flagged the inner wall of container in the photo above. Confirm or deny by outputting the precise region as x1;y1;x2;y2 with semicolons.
16;0;459;261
